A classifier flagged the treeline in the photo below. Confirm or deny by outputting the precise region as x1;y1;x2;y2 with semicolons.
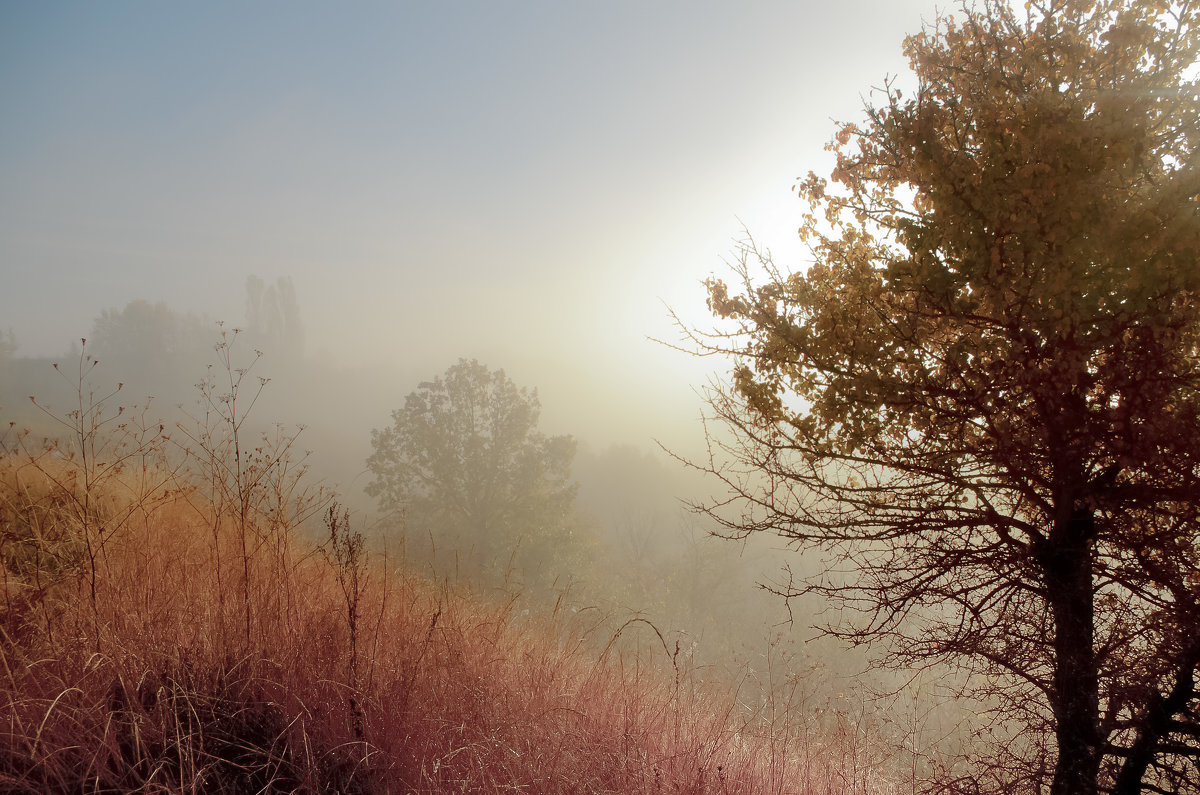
1;277;301;408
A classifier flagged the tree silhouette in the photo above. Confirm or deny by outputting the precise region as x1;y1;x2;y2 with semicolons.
366;359;578;584
244;276;304;366
693;2;1199;793
88;300;212;402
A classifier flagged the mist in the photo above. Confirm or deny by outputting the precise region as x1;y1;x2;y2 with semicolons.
1;1;961;785
1;0;946;445
0;0;954;667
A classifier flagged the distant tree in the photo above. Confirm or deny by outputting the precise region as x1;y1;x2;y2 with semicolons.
0;329;16;433
88;300;213;400
366;359;578;583
0;328;15;380
694;2;1199;794
245;276;304;365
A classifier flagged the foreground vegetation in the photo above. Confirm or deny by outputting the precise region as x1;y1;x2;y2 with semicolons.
0;437;904;793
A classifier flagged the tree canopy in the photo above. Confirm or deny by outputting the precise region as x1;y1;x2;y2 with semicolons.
365;359;578;584
697;2;1199;793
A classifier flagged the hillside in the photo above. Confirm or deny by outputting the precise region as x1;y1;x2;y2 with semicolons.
0;440;899;794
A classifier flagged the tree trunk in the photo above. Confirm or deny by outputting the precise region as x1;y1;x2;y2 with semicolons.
1112;636;1200;795
1041;507;1101;795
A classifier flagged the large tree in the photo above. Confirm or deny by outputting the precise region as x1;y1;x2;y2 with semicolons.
366;359;578;582
696;2;1199;793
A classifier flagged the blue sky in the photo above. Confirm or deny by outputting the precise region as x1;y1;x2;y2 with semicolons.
2;0;945;449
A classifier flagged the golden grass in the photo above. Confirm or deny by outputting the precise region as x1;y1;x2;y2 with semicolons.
0;451;899;794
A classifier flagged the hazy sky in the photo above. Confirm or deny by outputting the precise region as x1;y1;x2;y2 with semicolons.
2;1;945;451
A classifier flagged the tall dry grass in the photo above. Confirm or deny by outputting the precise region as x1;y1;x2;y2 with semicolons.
0;443;900;794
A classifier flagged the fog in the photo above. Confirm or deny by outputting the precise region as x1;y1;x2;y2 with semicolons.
1;0;950;714
2;0;944;451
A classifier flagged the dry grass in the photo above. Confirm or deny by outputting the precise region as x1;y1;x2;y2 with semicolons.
0;449;900;794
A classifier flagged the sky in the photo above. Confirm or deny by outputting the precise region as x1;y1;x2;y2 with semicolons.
1;0;946;454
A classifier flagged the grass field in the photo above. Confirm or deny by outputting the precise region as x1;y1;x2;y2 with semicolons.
0;441;899;793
